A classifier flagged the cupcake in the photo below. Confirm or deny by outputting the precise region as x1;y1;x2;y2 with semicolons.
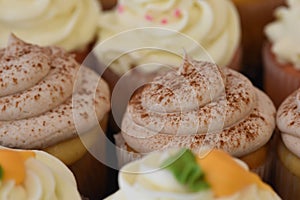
95;0;242;133
98;0;117;10
0;148;81;199
116;56;276;182
275;88;300;200
105;148;281;200
0;0;101;63
231;0;284;87
263;0;300;108
0;35;110;199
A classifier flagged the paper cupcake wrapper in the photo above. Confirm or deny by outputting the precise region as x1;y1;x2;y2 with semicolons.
274;139;300;200
263;42;300;108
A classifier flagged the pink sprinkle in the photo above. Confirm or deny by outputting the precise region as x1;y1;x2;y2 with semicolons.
145;14;153;21
161;18;168;24
174;9;181;18
118;5;124;13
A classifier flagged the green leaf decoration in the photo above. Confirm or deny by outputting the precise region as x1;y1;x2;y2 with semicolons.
0;165;3;181
161;149;210;192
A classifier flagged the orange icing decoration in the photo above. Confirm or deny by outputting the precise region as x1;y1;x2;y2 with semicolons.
0;149;35;185
196;149;272;197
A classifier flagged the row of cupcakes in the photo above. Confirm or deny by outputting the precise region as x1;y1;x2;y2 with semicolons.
1;34;299;199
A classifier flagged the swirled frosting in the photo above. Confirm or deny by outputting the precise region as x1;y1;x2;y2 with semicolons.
96;0;240;75
265;0;300;68
277;89;300;158
0;35;110;149
0;148;81;200
121;57;276;157
105;149;281;200
0;0;101;51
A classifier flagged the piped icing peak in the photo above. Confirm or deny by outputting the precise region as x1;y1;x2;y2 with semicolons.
265;0;300;68
121;56;275;157
0;35;110;149
97;0;241;75
105;148;281;200
0;148;81;200
0;0;101;51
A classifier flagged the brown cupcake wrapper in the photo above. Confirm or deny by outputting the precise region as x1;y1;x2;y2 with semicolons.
263;42;300;108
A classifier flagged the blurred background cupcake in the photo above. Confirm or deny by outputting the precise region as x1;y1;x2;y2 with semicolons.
0;35;111;199
0;148;82;199
99;0;117;10
276;88;300;200
263;0;300;108
0;0;101;63
116;56;276;183
95;0;242;134
232;0;284;88
105;148;281;199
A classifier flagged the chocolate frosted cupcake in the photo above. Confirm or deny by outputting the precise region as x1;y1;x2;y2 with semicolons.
0;148;82;199
275;88;300;200
0;0;101;63
116;56;276;182
263;0;300;107
0;35;110;199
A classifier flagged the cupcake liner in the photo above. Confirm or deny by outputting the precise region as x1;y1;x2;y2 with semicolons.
274;139;300;200
114;133;144;168
263;42;300;107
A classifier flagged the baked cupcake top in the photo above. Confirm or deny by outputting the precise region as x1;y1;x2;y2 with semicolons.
0;0;101;51
96;0;240;75
265;0;300;68
0;148;81;199
121;56;275;157
105;148;281;200
0;35;110;149
277;88;300;157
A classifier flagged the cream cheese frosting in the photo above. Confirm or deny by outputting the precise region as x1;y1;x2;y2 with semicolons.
277;88;300;158
121;57;276;157
0;35;110;149
96;0;241;75
265;0;300;69
105;149;281;200
0;148;81;200
0;0;101;51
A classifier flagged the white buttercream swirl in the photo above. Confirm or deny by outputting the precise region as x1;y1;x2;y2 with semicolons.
0;0;101;51
0;150;81;200
96;0;240;75
265;0;300;69
105;149;281;200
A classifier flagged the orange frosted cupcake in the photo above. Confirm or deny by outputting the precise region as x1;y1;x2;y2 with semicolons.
105;148;281;200
0;0;101;63
275;88;300;200
0;35;111;199
263;0;300;108
115;56;276;183
231;0;284;86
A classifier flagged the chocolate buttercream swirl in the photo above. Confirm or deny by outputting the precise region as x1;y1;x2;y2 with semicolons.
121;58;275;157
0;35;110;149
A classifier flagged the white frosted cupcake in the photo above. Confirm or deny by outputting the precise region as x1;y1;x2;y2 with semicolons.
0;0;101;62
0;148;81;199
105;148;281;200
